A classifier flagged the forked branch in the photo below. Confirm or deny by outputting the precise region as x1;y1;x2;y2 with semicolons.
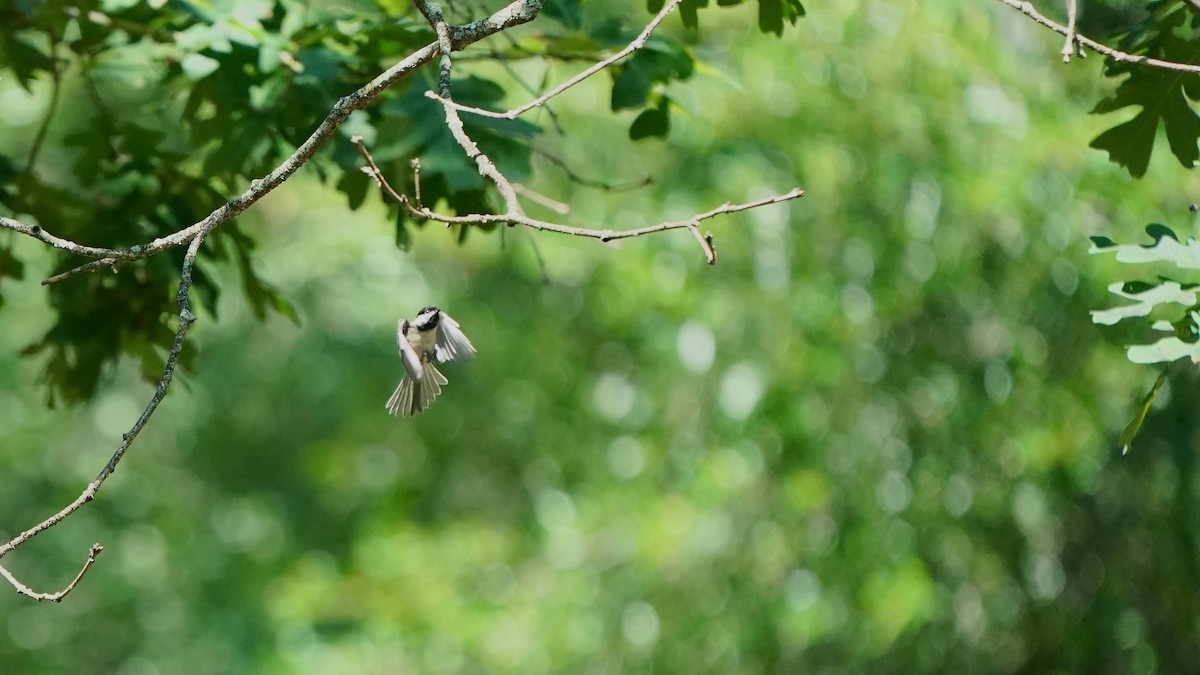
995;0;1200;73
0;0;548;600
396;0;802;265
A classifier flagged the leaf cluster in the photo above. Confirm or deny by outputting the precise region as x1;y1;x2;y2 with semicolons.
1089;223;1200;450
1089;0;1200;177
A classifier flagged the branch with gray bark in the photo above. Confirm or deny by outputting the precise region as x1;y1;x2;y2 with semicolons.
0;0;803;600
0;0;547;601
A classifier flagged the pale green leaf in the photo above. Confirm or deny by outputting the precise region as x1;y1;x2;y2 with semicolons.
1091;280;1198;326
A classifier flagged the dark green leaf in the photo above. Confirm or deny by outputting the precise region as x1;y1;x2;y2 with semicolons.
0;32;55;92
1121;280;1158;294
611;40;693;111
0;246;25;280
759;0;784;36
1145;223;1179;242
395;217;412;252
542;0;584;29
630;106;670;140
612;62;654;110
1090;6;1200;176
1088;109;1157;178
337;167;370;211
680;0;706;29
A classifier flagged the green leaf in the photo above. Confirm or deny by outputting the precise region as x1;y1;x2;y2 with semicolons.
0;32;55;92
0;246;25;281
630;104;670;140
181;52;221;80
1144;222;1179;242
1091;225;1200;367
759;0;784;36
1089;107;1158;178
612;61;654;110
395;217;412;252
1090;6;1200;176
1119;369;1168;455
681;0;707;30
1089;224;1200;269
1127;331;1200;364
611;39;693;111
1091;280;1198;326
542;0;584;29
1163;85;1200;169
337;167;370;211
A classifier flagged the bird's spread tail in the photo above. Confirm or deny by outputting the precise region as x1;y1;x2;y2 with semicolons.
386;361;448;416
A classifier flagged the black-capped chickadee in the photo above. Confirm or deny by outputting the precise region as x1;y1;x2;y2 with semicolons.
386;306;476;416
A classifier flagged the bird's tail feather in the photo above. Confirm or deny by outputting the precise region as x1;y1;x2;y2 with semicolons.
386;362;448;416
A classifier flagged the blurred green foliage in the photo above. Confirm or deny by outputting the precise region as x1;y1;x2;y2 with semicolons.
2;0;1200;674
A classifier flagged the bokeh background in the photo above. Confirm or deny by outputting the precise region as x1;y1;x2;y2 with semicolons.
2;1;1199;673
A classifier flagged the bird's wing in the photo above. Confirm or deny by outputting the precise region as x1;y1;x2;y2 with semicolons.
435;312;477;363
397;318;423;381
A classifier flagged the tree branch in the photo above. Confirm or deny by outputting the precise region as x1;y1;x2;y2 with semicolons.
0;223;210;593
416;0;525;216
0;543;103;602
995;0;1200;73
354;136;803;265
428;0;684;120
0;0;547;599
1059;0;1081;63
387;0;799;266
0;0;548;282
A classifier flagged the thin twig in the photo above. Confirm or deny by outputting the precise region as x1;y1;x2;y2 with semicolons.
453;47;609;64
513;184;571;215
996;0;1200;73
523;229;552;284
412;159;423;207
41;258;121;286
0;544;103;602
20;49;62;189
354;135;407;204
1060;0;1078;63
364;126;803;263
491;30;565;133
533;148;654;192
427;0;684;120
